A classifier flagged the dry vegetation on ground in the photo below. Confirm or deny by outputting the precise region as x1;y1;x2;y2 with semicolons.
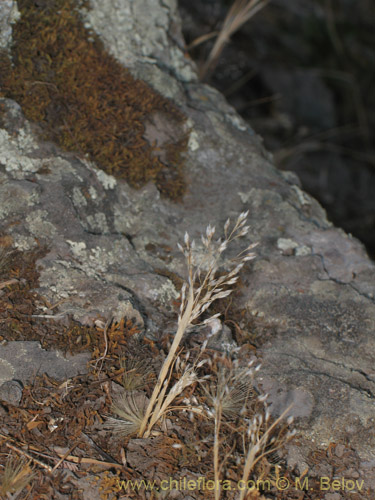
0;218;370;499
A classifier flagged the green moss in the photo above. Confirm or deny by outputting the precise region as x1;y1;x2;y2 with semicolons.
0;0;187;199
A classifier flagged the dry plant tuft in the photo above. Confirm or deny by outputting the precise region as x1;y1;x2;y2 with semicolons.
201;356;294;500
119;356;153;392
105;355;154;437
202;358;256;420
136;212;257;438
238;405;295;500
0;456;35;497
104;213;295;492
106;391;149;438
199;0;269;79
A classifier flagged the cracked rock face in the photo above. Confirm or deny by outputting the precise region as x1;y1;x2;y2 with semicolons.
0;0;375;471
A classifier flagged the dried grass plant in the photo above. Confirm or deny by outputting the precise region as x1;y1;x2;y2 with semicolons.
199;0;269;80
106;391;149;438
238;406;295;500
105;356;153;436
201;357;294;500
0;456;35;498
105;214;296;493
202;358;257;500
202;358;256;420
136;212;257;438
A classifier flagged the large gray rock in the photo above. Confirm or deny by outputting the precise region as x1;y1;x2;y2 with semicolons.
0;0;374;478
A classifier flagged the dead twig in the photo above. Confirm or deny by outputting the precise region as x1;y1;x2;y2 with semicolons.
5;443;52;473
0;279;19;289
51;443;78;473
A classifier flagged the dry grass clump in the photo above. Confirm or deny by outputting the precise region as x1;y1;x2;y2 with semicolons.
201;355;295;500
106;391;149;438
106;213;256;439
119;357;154;392
105;355;154;436
137;212;257;438
0;456;35;497
238;407;295;499
202;358;256;420
105;213;295;499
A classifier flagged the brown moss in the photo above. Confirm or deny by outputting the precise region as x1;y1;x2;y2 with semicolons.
0;0;187;200
0;241;144;360
0;245;47;344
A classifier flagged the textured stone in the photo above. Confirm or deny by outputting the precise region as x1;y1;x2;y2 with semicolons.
0;380;23;406
0;342;91;385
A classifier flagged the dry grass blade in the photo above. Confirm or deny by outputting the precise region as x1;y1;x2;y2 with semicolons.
200;0;269;80
0;457;35;497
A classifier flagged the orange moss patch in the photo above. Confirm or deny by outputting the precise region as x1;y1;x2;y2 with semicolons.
0;0;187;199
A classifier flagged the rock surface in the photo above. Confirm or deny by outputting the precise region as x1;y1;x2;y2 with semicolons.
0;0;374;482
0;341;90;405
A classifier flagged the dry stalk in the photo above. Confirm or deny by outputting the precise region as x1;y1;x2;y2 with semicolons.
200;0;269;80
137;285;195;438
5;443;51;473
202;358;257;500
94;318;112;375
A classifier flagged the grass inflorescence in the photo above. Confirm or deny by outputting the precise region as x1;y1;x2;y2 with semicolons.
137;212;258;438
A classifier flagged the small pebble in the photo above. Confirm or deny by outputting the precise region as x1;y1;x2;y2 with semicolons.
0;380;23;406
335;444;346;458
343;468;360;478
324;494;341;500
